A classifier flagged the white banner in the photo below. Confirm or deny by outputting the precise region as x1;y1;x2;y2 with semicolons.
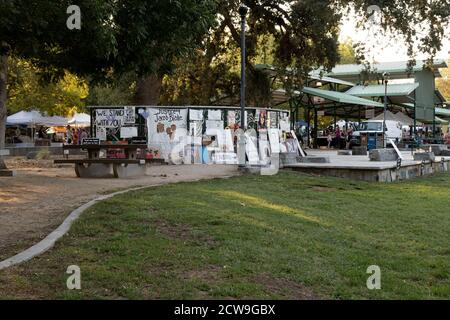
95;109;125;128
147;108;188;160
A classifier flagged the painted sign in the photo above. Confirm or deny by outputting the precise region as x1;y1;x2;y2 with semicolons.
82;138;100;145
147;108;188;160
124;106;136;124
95;109;125;128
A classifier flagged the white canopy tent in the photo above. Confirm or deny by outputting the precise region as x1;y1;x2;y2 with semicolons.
40;115;68;127
370;110;401;123
7;110;68;127
68;112;90;127
394;112;415;127
6;110;44;126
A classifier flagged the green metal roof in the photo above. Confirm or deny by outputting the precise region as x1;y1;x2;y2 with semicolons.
302;87;385;108
345;83;419;97
309;75;355;87
420;116;449;124
256;64;356;87
325;59;447;77
402;105;450;118
435;107;450;117
435;116;449;124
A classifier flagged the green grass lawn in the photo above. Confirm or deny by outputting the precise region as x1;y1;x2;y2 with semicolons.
0;171;449;299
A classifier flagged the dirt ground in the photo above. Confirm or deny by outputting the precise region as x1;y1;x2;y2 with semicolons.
0;157;240;261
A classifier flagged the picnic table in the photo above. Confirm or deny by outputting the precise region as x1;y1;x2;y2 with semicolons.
54;144;166;178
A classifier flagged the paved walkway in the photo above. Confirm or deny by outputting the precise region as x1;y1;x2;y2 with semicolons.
0;163;239;260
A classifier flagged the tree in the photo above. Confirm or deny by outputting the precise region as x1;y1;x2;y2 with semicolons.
0;0;117;150
111;0;218;105
7;57;88;116
337;0;450;67
338;40;357;64
436;60;450;101
85;72;136;106
0;0;217;152
161;0;450;108
161;0;343;107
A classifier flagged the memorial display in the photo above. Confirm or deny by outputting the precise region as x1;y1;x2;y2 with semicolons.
89;106;293;165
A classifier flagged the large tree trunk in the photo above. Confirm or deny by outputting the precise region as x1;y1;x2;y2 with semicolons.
134;74;163;105
0;54;7;170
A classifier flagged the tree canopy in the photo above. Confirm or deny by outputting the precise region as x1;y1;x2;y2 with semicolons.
436;60;450;101
1;0;450;150
7;57;88;116
0;0;218;147
162;0;450;106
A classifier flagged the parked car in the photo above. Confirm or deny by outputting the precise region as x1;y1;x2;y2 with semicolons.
352;120;403;147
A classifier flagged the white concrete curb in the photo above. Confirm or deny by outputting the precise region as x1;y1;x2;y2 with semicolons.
0;175;236;271
0;185;157;271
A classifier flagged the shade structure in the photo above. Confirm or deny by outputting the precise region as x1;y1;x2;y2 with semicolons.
308;75;355;87
68;113;91;127
435;107;450;118
302;87;385;108
345;83;419;104
322;59;447;82
420;116;449;125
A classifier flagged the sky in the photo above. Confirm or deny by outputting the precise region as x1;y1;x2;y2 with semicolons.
339;15;450;63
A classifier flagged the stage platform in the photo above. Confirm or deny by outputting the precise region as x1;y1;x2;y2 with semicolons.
284;150;450;182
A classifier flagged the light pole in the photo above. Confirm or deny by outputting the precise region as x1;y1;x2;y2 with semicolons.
383;72;390;148
239;4;248;130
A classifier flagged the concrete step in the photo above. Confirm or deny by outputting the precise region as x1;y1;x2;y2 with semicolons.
300;156;330;163
414;152;435;162
369;149;399;161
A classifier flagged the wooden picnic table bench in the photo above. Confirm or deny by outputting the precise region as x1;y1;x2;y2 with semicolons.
55;144;167;178
54;158;166;165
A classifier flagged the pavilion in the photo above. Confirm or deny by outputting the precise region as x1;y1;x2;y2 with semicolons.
258;59;450;145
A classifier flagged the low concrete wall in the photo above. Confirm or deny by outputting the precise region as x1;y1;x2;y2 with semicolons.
285;159;450;182
5;146;85;157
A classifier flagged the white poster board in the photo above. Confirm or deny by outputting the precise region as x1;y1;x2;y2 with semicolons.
291;130;306;157
95;109;125;128
245;131;260;164
268;129;281;153
206;120;224;130
208;110;222;120
124;106;136;124
96;127;107;141
389;139;404;160
120;126;138;139
147;108;188;160
189;109;203;121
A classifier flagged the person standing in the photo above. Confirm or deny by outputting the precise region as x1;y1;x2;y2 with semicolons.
72;128;78;145
327;130;333;149
66;125;73;144
346;127;353;150
335;126;341;149
79;129;88;144
37;127;45;139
